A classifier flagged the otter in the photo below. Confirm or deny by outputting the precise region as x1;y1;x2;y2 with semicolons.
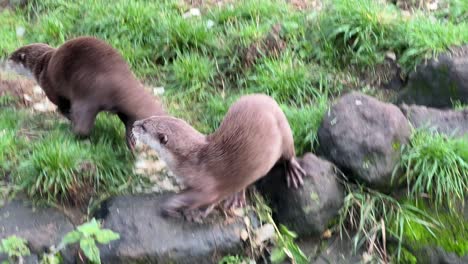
8;36;165;150
132;94;306;220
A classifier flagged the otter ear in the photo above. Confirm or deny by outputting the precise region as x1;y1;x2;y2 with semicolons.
158;133;168;145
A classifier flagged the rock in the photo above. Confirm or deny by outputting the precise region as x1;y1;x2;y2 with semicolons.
318;92;411;189
412;246;468;264
0;200;76;262
400;104;468;138
257;153;344;237
312;233;363;264
96;194;246;264
397;45;468;108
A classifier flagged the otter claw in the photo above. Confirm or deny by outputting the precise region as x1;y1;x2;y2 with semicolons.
286;158;306;188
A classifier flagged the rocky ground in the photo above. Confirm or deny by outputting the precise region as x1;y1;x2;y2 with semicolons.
0;44;467;263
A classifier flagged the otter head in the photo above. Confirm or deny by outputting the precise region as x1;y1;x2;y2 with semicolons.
8;43;53;76
132;116;207;172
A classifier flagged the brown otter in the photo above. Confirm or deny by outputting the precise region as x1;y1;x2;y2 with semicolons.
132;94;306;220
8;36;165;150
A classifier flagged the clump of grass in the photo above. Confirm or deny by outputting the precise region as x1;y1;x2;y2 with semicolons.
308;0;399;69
13;113;136;205
247;52;319;104
209;0;288;25
167;52;217;101
400;200;468;257
339;184;440;262
396;130;468;210
281;95;329;155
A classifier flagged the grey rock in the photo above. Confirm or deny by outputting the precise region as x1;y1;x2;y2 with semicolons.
0;200;75;263
413;246;468;264
257;153;344;237
400;104;468;138
398;45;468;108
97;194;246;264
317;92;411;189
312;233;362;264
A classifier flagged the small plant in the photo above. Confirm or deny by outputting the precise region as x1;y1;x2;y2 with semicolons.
396;130;468;210
50;218;120;264
252;192;309;264
338;184;440;262
0;235;30;264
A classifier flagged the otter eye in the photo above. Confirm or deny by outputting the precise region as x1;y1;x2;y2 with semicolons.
158;134;168;145
19;53;25;61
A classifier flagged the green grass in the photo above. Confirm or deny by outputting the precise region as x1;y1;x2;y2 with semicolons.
400;200;468;257
338;184;441;262
0;107;137;205
396;130;468;210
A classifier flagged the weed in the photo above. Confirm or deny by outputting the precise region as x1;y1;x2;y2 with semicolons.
338;183;440;262
0;235;30;264
40;218;120;264
396;130;468;211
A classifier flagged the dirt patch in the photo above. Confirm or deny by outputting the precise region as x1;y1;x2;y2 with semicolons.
0;76;36;107
242;23;286;67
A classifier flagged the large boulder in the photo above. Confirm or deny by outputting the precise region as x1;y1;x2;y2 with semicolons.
397;45;468;108
96;194;247;264
257;153;344;237
318;92;411;189
0;200;75;262
400;104;468;138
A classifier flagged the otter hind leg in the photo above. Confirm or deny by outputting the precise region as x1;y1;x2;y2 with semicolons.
70;101;99;138
284;157;306;188
161;188;218;222
223;190;247;210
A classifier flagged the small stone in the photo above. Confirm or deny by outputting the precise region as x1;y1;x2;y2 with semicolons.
152;87;165;95
16;26;25;37
33;85;43;95
23;94;32;102
254;224;275;245
322;229;332;239
206;19;215;29
240;229;249;241
182;8;201;19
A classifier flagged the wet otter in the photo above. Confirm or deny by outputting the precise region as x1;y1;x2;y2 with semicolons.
8;36;165;150
132;94;306;220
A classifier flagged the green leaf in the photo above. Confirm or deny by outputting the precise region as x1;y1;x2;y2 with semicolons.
60;231;81;247
80;238;100;264
95;229;120;244
77;218;101;236
270;247;286;263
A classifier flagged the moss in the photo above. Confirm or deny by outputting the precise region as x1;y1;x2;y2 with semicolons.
400;200;468;257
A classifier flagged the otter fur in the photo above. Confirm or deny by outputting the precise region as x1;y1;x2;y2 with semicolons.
8;36;166;150
132;94;306;219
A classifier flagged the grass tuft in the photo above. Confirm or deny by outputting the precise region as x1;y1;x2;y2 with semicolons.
396;130;468;210
339;184;441;262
